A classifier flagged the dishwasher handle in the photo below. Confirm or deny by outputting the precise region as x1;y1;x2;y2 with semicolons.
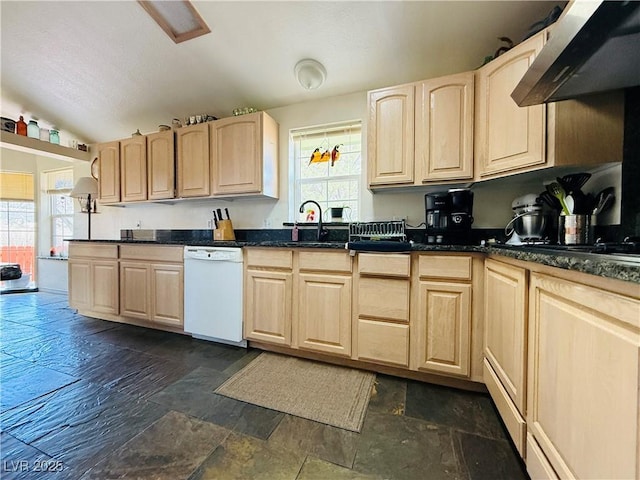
184;247;243;262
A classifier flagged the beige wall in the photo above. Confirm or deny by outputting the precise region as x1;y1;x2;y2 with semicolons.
2;88;622;244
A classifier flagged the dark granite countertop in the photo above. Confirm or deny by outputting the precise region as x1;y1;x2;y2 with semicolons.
68;238;639;284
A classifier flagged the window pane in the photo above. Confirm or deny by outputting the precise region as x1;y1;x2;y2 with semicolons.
292;122;361;221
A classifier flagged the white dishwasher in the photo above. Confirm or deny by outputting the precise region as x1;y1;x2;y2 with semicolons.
183;246;246;347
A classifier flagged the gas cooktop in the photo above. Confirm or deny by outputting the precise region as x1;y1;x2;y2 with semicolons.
510;238;640;263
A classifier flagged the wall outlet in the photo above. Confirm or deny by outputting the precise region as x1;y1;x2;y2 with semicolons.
136;220;142;229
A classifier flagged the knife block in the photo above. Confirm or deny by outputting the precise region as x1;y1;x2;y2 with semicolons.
214;219;235;241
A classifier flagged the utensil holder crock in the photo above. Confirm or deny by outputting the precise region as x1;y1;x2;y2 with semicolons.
559;214;596;245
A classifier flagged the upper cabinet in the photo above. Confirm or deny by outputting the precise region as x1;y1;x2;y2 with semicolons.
96;140;120;204
368;71;475;189
147;130;175;200
475;28;624;180
416;71;474;183
120;135;148;202
210;111;278;198
368;84;416;186
177;123;210;198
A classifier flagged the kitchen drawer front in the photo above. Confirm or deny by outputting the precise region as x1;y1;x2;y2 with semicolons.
418;254;472;280
69;243;118;259
120;244;183;263
526;433;559;480
358;253;410;277
298;250;351;273
357;319;409;367
483;359;526;457
358;277;409;322
245;248;293;269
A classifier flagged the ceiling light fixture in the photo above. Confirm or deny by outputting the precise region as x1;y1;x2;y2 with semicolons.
138;0;211;44
295;59;327;90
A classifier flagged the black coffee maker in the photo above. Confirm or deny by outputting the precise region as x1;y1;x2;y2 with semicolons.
425;189;474;244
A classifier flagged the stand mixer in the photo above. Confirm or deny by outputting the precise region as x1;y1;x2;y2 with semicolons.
505;194;549;245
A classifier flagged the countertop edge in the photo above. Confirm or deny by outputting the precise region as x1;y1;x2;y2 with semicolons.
66;239;639;284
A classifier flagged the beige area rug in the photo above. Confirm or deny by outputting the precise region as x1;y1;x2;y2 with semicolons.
215;352;376;432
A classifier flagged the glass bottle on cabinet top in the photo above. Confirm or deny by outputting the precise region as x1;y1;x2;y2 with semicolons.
16;116;27;136
49;129;60;144
27;120;39;138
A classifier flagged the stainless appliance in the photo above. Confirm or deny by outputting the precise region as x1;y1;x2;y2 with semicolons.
425;189;474;244
505;194;549;245
183;246;246;347
513;0;640;106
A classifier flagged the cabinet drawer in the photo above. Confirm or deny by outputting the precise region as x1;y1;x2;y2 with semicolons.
358;277;409;322
120;245;183;263
358;253;410;277
69;243;118;259
357;319;409;367
418;254;472;280
298;250;351;273
245;248;293;269
483;359;526;456
526;433;559;480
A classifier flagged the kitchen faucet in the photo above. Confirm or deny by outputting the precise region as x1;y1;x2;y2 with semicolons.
299;200;329;242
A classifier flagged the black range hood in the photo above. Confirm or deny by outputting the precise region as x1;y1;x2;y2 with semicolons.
512;0;640;107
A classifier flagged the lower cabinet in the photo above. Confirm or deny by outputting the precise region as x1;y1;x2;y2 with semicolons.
244;249;293;345
411;254;473;377
297;251;352;356
118;245;184;327
527;272;640;480
68;243;119;315
483;258;528;455
354;253;410;367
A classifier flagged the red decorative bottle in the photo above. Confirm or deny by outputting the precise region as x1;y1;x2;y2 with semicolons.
16;116;27;136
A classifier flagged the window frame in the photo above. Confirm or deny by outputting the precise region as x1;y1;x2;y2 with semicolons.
290;120;363;223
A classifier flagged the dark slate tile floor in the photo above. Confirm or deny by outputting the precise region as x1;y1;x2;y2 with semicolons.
0;292;529;479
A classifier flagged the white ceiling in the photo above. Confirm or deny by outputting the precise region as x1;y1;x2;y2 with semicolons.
1;1;562;144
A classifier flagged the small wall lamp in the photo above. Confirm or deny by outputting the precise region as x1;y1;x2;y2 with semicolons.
70;177;99;239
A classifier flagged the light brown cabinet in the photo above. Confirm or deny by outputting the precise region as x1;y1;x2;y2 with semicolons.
483;259;528;455
411;254;473;377
210;111;278;198
415;71;474;182
177;122;210;197
244;249;293;345
354;253;410;367
368;84;415;186
297;251;352;357
526;272;640;480
120;136;148;202
475;28;624;180
96;141;121;204
368;72;475;189
147;130;175;200
68;243;119;315
119;245;184;327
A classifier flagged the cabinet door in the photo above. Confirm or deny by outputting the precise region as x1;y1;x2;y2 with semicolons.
484;259;527;414
120;136;148;202
150;264;183;327
245;269;292;345
475;30;545;178
413;281;471;377
211;113;261;195
120;261;151;320
91;261;119;315
298;273;352;356
416;71;474;182
368;84;415;186
147;130;175;200
68;259;91;310
177;123;210;197
96;141;120;203
528;273;640;480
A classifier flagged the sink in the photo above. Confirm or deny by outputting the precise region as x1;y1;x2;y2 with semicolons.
346;241;412;252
